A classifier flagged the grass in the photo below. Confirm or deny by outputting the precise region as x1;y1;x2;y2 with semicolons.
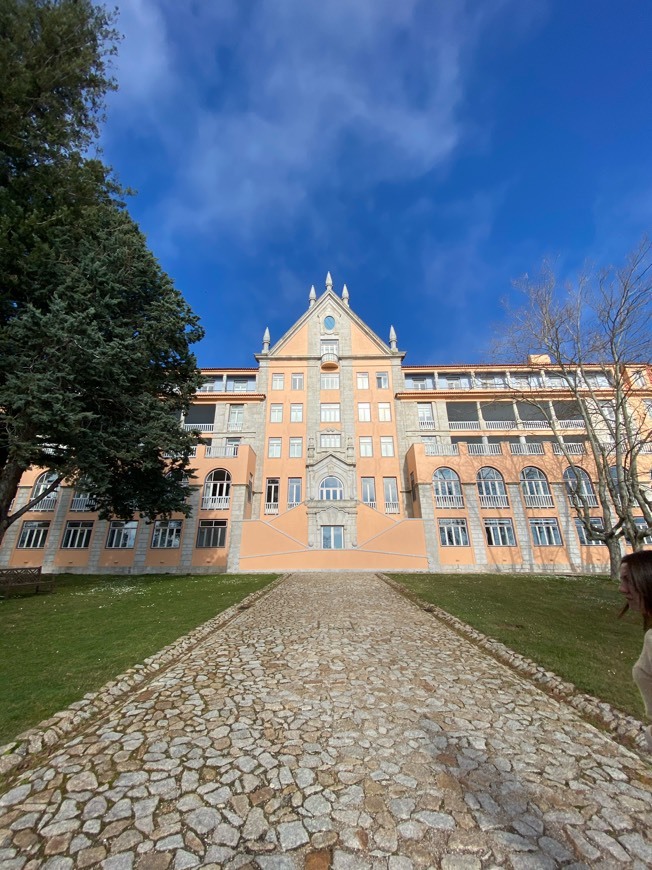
390;572;647;720
0;572;276;747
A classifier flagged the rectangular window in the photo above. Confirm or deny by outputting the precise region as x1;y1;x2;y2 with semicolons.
321;373;340;390
232;377;249;392
321;525;344;549
196;520;227;548
358;402;371;422
376;371;389;389
247;473;253;503
320;433;342;449
288;478;302;507
290;404;303;423
106;520;138;549
321;340;339;355
227;404;244;430
321;403;340;423
289;437;303;458
380;436;395;457
530;518;563;546
268;437;282;458
361;477;376;506
62;520;93;549
484;518;516;547
357;372;369;390
632;518;652;545
575;517;604;546
359;436;373;457
291;373;304;390
439;519;470;547
151;520;182;549
272;373;284;390
378;402;391;422
270;404;283;423
265;478;280;505
418;402;434;422
17;520;49;549
383;477;399;513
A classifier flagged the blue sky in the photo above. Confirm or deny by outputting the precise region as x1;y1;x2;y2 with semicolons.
102;1;652;368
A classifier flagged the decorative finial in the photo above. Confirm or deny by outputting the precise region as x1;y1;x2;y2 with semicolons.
325;271;333;292
262;326;270;353
389;325;397;351
309;285;316;308
342;284;349;306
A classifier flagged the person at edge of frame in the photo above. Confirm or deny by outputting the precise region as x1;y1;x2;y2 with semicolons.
619;550;652;751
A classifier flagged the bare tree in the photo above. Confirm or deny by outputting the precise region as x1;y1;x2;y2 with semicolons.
496;239;652;580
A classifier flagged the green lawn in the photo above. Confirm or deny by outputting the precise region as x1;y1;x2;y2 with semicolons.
0;573;276;746
390;572;647;720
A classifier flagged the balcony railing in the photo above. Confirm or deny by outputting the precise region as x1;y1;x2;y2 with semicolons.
70;497;97;511
425;443;459;456
522;420;551;429
265;502;279;515
510;443;545;455
484;420;518;430
557;419;586;429
467;444;502;455
227;422;243;432
163;446;197;459
321;352;339;370
385;501;400;514
201;496;230;510
640;444;652;454
448;421;481;430
523;493;554;508
479;494;509;508
183;423;214;432
362;500;377;510
553;443;585;455
568;493;599;508
435;494;464;509
418;420;436;429
31;496;58;511
205;445;239;458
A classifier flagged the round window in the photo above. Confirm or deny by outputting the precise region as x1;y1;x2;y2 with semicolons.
324;315;336;331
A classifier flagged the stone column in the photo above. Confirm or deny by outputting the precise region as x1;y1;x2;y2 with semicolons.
226;484;248;572
508;482;535;571
417;483;440;571
41;488;73;573
463;483;488;568
179;487;202;572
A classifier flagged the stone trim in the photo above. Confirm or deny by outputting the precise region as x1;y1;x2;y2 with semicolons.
378;573;650;755
0;574;288;782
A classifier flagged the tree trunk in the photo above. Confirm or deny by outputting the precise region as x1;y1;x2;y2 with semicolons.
606;536;622;582
0;460;28;548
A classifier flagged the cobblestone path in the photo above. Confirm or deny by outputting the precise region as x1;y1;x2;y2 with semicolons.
1;572;652;870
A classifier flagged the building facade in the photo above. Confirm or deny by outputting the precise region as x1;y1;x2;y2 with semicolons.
4;276;652;574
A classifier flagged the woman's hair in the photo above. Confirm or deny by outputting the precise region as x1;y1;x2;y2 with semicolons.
621;550;652;629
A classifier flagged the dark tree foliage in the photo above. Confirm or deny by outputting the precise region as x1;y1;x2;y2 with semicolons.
0;2;204;543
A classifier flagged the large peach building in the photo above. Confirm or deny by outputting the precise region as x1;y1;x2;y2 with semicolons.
3;276;651;574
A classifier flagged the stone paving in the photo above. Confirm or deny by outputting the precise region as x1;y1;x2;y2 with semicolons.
1;572;652;870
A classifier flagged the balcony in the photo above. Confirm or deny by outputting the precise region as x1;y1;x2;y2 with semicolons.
640;444;652;454
485;420;518;430
70;497;97;511
448;421;481;430
265;502;279;515
435;494;464;509
385;501;400;514
201;496;230;510
522;420;551;430
183;423;214;433
479;494;509;508
321;352;339;371
419;420;436;429
425;443;459;456
467;444;503;456
205;445;239;458
568;493;599;508
510;443;545;455
31;496;57;511
523;493;554;508
557;419;586;429
287;501;301;510
553;443;585;455
227;422;244;432
362;500;377;510
163;446;197;458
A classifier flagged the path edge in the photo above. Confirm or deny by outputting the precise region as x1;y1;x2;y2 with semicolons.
377;573;650;757
0;573;289;783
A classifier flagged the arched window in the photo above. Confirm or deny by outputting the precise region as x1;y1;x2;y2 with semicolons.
520;466;553;507
563;467;597;507
31;472;60;511
433;468;464;508
203;469;231;509
319;476;344;500
476;467;508;507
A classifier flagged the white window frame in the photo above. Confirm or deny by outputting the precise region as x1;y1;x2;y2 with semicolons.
288;478;302;507
17;520;49;549
290;404;303;423
289;437;303;458
575;517;604;546
376;372;389;389
484;518;516;547
380;436;395;457
62;520;93;549
321;525;344;549
361;477;376;506
151;520;183;549
439;519;470;547
357;372;369;389
358;402;371;422
530;518;562;547
378;402;392;422
321;403;341;423
418;402;434;422
268;438;282;458
270;404;283;423
291;373;304;390
321;373;340;390
271;373;284;390
196;520;227;548
320;433;342;449
106;520;138;549
359;436;373;457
